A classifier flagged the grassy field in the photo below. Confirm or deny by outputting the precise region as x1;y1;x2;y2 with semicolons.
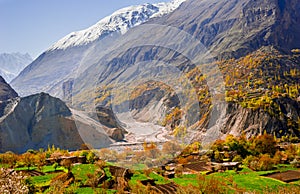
30;173;62;187
75;187;117;194
15;165;67;173
148;172;170;184
3;159;300;193
214;168;286;192
24;164;299;193
71;164;96;183
171;165;300;193
172;174;198;186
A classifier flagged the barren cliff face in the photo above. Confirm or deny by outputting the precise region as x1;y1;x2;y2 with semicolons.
153;0;300;58
0;92;113;153
0;76;18;101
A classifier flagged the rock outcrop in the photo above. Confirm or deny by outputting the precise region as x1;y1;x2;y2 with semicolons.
154;0;300;58
191;97;300;145
0;92;113;153
0;76;18;101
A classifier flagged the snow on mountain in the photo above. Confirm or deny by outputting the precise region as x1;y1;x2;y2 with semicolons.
49;0;186;51
0;53;33;82
11;0;186;97
0;69;14;83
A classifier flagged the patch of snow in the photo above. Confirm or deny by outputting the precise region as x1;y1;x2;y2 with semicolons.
48;0;186;51
0;53;33;82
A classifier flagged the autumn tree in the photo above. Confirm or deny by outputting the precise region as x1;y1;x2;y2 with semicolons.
142;142;161;159
211;139;226;152
252;133;276;156
285;144;298;161
0;152;18;167
244;154;275;171
21;152;35;170
35;152;46;171
225;134;250;158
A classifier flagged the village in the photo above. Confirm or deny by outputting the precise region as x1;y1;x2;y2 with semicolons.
1;134;299;193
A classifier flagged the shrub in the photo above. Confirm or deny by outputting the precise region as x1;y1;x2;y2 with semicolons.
145;148;161;159
176;174;230;194
47;180;65;194
214;151;224;163
285;144;298;161
20;152;35;170
61;159;72;172
52;162;59;171
175;165;183;177
243;155;257;167
0;152;18;167
263;185;300;194
243;154;275;171
252;134;276;156
129;182;150;194
273;151;285;164
232;155;243;162
257;154;274;171
290;158;300;168
86;151;96;164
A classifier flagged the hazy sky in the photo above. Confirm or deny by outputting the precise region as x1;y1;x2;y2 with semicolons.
0;0;169;59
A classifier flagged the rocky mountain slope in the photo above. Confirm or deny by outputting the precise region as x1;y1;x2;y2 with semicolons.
14;0;300;98
7;0;300;148
151;0;300;58
0;76;18;101
0;79;114;153
70;0;300;142
11;0;186;97
0;53;32;82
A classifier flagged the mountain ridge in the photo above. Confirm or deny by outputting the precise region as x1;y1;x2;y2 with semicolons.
7;0;300;149
11;0;186;97
48;0;186;51
0;53;32;82
0;91;115;153
151;0;300;58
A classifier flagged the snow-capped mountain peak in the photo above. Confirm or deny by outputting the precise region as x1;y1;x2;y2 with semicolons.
49;0;186;51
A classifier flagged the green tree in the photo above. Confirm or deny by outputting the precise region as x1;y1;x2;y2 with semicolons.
225;135;250;158
86;151;96;164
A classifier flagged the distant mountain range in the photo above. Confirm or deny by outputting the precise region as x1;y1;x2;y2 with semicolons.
0;53;32;82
